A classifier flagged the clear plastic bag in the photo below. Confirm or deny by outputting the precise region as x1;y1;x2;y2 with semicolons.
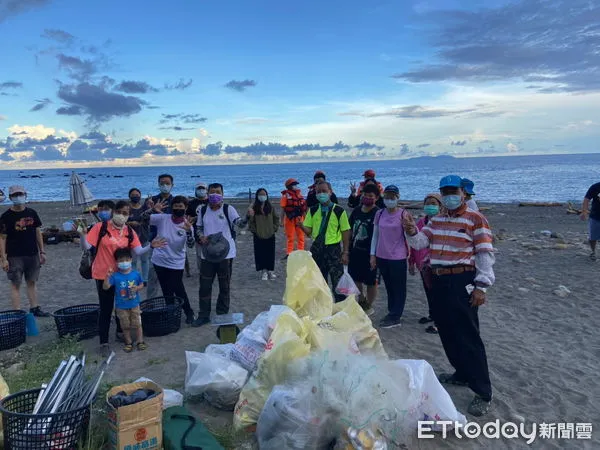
184;351;249;410
335;266;360;297
205;343;235;360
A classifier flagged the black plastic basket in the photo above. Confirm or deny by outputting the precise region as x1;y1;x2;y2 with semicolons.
0;310;26;351
0;388;90;450
140;296;183;337
52;304;99;341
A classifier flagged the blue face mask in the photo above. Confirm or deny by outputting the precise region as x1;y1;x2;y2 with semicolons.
442;195;462;210
98;210;112;222
316;193;330;204
117;262;132;271
159;184;172;194
424;205;439;216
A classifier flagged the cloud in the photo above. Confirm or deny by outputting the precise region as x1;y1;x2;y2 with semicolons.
114;80;159;94
30;98;52;112
399;143;410;155
164;78;193;90
79;131;107;140
393;0;600;93
0;81;23;90
507;142;519;153
56;53;99;81
159;126;195;131
340;104;476;119
417;143;431;148
160;113;207;124
225;79;257;92
0;0;51;22
0;115;5;121
42;28;75;44
355;141;384;150
57;82;145;122
7;124;57;139
451;140;467;146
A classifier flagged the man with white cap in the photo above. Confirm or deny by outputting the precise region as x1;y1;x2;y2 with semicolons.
187;182;209;272
0;185;50;316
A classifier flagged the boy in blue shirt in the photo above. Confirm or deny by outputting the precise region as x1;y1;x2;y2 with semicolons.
103;248;146;352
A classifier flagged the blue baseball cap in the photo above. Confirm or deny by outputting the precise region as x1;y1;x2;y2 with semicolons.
383;185;400;195
439;175;463;189
461;178;475;195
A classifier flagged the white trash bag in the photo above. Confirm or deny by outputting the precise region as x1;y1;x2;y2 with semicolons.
184;351;249;410
205;343;235;360
230;312;270;372
335;266;360;297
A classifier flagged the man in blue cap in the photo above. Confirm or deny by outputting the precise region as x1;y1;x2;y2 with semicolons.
461;178;479;211
402;174;495;416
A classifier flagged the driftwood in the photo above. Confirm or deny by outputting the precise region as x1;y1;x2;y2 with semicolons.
518;202;563;207
566;202;582;215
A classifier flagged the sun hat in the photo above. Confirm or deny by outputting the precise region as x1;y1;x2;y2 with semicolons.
439;175;463;189
8;185;26;196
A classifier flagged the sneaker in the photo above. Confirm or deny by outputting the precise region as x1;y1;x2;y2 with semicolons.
438;372;469;386
261;271;269;281
467;395;492;417
418;316;434;324
185;312;195;325
379;315;401;329
30;306;50;318
191;317;211;328
268;271;277;280
590;252;597;261
99;343;111;358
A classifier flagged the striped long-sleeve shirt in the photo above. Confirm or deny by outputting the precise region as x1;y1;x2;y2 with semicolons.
407;204;495;286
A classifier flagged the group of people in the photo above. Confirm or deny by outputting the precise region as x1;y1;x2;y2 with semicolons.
0;168;496;416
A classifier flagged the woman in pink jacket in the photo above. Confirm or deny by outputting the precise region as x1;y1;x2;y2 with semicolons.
408;193;445;334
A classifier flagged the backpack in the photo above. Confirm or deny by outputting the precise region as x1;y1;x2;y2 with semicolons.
200;204;237;240
309;204;344;224
79;222;134;280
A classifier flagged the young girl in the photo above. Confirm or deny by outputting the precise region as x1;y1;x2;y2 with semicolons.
248;188;280;280
408;193;445;334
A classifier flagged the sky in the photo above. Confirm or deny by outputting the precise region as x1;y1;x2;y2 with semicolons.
0;0;598;168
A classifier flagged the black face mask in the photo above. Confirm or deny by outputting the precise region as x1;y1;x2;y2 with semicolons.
172;209;186;218
130;196;141;204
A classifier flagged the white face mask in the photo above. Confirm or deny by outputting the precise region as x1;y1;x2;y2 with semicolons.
384;199;398;209
11;195;26;205
112;214;128;227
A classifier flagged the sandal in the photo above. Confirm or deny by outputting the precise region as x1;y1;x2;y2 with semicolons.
123;344;133;353
438;372;469;386
425;325;438;334
419;316;433;324
137;342;148;351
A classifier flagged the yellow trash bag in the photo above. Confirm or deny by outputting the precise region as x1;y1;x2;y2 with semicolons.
318;297;388;358
0;372;9;446
283;250;333;321
233;312;311;430
304;318;360;354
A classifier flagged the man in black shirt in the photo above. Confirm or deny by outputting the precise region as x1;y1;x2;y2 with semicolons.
581;182;600;260
348;183;380;314
0;185;49;316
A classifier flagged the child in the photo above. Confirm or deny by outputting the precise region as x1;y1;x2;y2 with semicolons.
103;248;147;352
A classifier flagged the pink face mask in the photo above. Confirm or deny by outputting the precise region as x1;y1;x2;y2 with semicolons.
361;197;375;206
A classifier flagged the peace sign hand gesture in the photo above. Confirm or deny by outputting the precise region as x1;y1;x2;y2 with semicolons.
350;182;357;195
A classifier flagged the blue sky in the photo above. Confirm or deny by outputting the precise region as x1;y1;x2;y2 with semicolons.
0;0;598;168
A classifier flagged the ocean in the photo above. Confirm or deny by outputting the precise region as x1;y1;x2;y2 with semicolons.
0;153;597;204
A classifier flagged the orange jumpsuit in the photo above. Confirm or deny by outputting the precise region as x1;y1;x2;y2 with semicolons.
280;189;306;254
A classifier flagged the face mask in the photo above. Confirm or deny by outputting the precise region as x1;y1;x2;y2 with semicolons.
130;196;141;204
361;197;375;207
117;262;132;271
384;199;398;209
172;209;186;218
196;189;207;198
258;195;268;203
112;213;128;227
291;186;300;191
98;210;112;222
208;193;223;205
159;184;172;194
424;205;440;216
442;195;462;210
316;193;330;204
11;196;26;205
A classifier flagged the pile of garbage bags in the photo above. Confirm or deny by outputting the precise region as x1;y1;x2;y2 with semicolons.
184;251;466;448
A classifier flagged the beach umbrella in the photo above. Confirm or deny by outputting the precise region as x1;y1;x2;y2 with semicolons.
69;171;94;206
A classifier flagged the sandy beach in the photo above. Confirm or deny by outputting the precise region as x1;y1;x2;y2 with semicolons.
0;199;598;449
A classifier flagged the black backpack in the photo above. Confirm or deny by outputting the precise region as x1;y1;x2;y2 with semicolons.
200;204;237;240
79;222;134;279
